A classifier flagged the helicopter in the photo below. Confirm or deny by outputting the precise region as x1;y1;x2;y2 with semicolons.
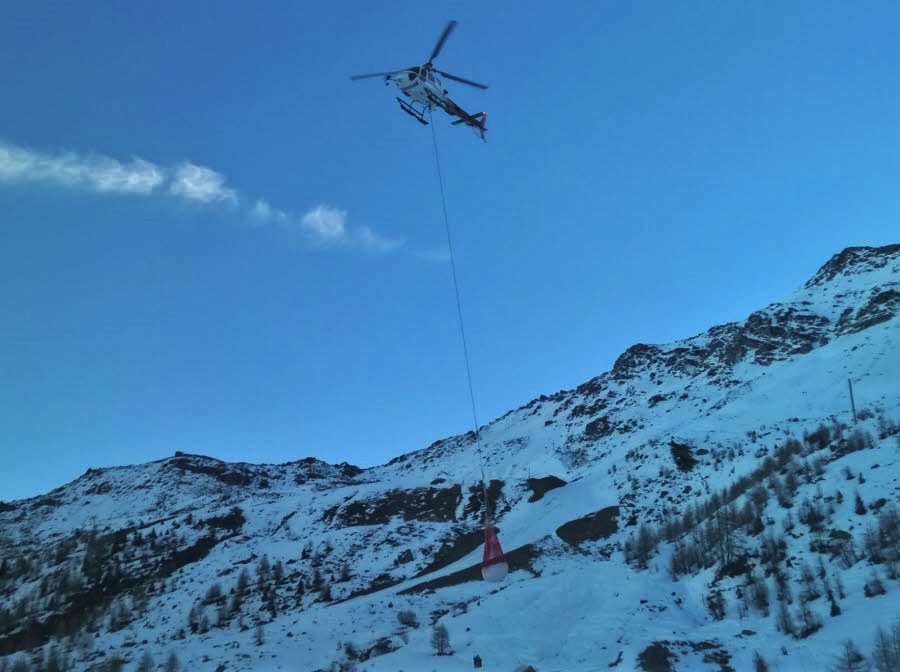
350;21;489;141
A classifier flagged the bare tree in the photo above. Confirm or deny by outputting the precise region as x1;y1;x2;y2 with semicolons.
777;601;795;636
633;524;657;569
431;623;451;655
135;652;154;672
871;620;900;672
832;639;867;672
165;652;180;672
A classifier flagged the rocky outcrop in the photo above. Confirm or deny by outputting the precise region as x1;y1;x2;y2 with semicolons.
322;485;463;526
805;244;900;287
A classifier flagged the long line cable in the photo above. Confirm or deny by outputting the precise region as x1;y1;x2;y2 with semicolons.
428;109;492;522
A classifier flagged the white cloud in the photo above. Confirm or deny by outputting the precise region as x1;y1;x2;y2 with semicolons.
299;206;404;253
251;198;288;225
301;205;348;244
169;162;237;205
356;225;403;253
0;140;401;255
0;142;164;195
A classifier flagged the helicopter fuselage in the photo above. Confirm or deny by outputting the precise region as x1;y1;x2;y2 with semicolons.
387;66;450;112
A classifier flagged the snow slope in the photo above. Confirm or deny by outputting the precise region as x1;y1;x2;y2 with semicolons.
1;244;898;672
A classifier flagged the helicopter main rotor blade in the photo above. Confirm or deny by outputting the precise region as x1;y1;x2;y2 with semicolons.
430;20;457;63
435;69;488;90
350;70;405;81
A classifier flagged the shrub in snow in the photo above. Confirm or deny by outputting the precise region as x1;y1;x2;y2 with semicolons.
711;590;728;620
344;641;360;660
796;601;822;639
397;609;419;628
830;597;841;617
864;571;886;597
204;581;223;605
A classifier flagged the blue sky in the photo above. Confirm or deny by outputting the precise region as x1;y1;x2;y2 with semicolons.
2;2;899;501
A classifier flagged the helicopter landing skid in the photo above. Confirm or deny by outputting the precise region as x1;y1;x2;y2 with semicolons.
396;97;429;125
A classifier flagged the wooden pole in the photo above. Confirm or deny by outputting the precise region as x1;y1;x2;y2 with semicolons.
848;378;857;423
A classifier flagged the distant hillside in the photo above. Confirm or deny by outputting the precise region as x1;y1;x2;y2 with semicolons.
1;244;898;672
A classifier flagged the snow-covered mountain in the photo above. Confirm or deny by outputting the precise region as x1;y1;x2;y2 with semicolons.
2;244;899;672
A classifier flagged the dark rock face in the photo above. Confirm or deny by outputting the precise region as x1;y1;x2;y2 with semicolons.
412;527;484;578
556;506;619;547
394;549;414;565
612;344;662;381
203;507;246;533
638;642;673;672
836;288;900;334
168;455;253;487
638;640;733;672
805;244;900;287
611;304;833;382
525;476;567;502
670;441;698;473
399;541;542;595
462;480;506;521
597;246;899;388
585;416;614;439
323;485;463;526
337;462;364;478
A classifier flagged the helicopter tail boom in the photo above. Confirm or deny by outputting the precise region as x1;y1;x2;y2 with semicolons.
451;110;487;141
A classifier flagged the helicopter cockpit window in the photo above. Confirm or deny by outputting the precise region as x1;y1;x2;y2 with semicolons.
408;73;416;81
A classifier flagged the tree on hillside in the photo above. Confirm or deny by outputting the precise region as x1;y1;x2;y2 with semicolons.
135;652;154;672
431;623;451;655
753;652;769;672
777;602;796;637
832;639;866;672
165;652;180;672
102;657;125;672
236;567;250;595
855;492;868;515
871;620;900;672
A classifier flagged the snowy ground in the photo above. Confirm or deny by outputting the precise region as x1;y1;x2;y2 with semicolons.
1;245;898;672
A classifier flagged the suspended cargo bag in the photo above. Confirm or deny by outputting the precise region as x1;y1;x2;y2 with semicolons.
481;524;508;582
